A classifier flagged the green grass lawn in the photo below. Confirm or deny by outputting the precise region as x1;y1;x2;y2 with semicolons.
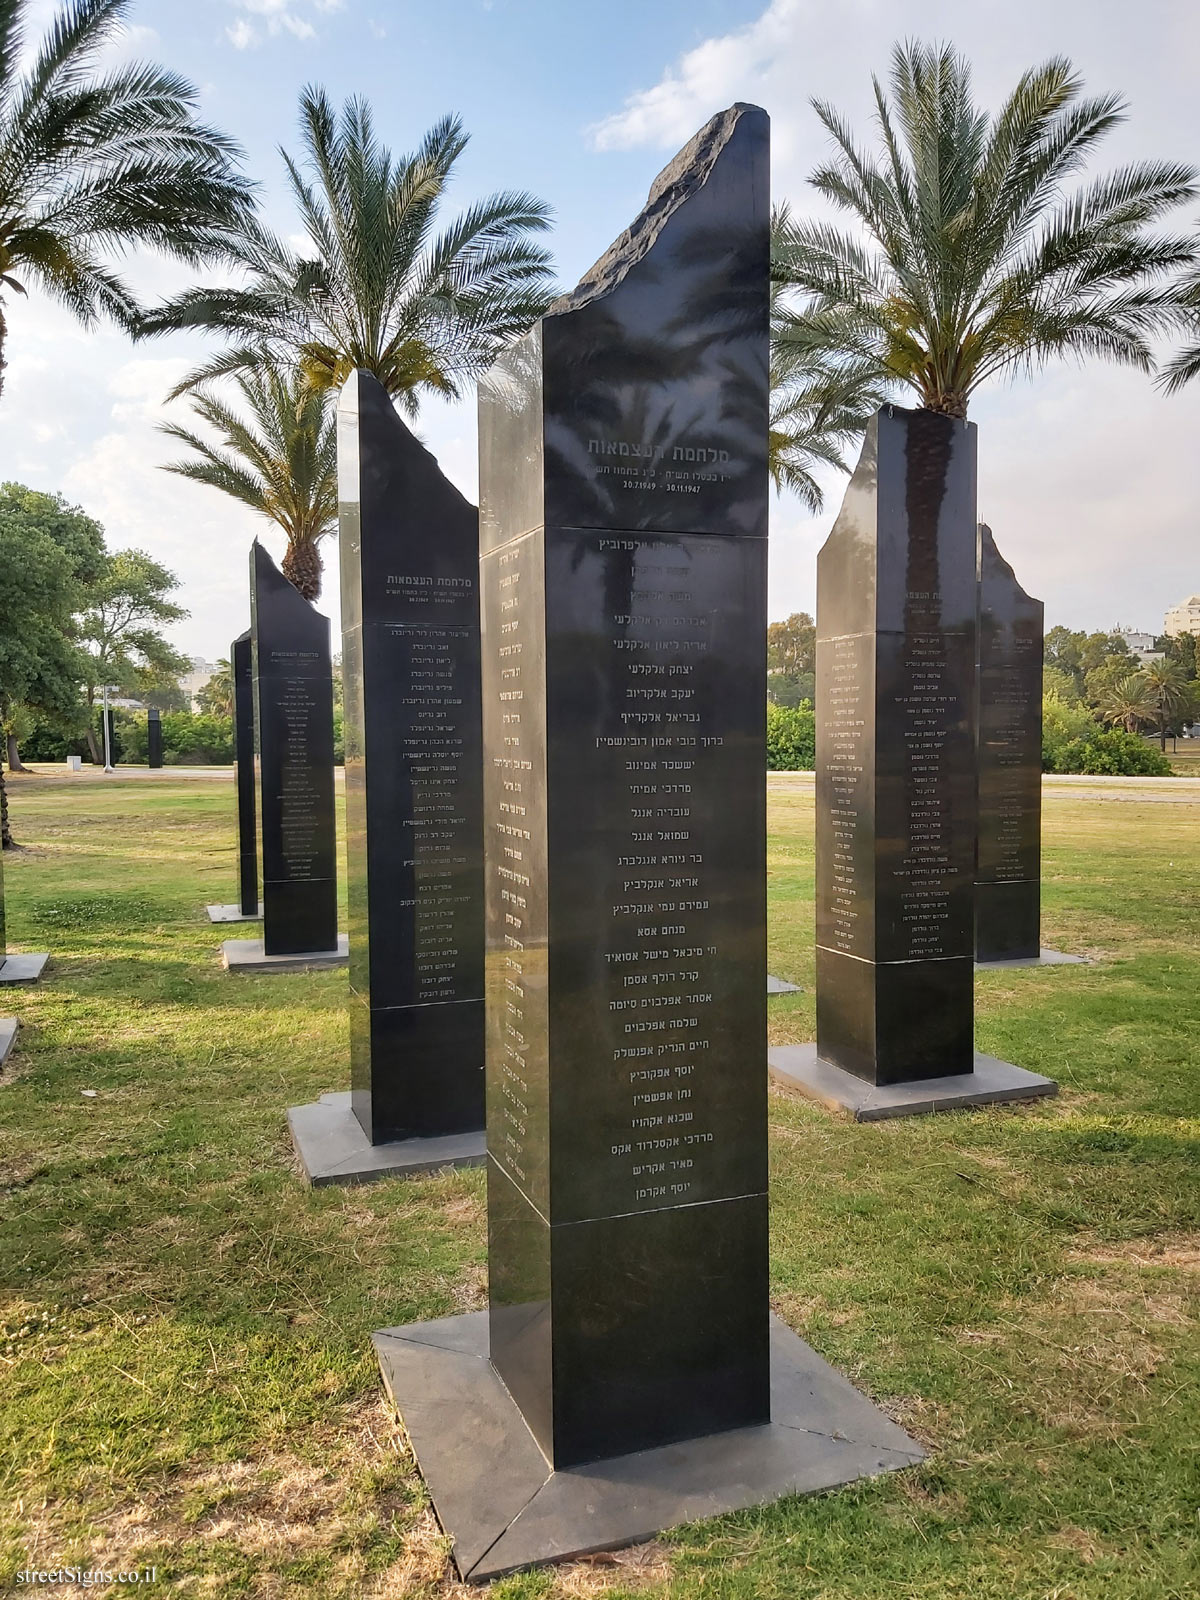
1;770;1197;1599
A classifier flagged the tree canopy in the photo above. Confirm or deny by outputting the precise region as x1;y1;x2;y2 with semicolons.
0;0;254;399
140;90;555;411
773;42;1198;416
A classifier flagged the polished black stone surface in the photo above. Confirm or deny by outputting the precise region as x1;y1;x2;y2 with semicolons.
374;1309;922;1581
147;707;163;769
815;406;978;1086
0;831;6;972
976;524;1043;963
249;542;337;956
338;371;485;1145
232;630;258;917
104;707;117;766
478;103;770;1469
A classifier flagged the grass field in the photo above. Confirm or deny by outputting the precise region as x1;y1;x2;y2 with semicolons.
1;769;1198;1599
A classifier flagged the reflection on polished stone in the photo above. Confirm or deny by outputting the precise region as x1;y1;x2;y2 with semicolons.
338;371;485;1146
475;102;772;1471
232;630;258;917
249;541;338;957
815;406;978;1086
976;524;1043;963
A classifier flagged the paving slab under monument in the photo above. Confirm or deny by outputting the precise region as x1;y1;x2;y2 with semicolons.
0;954;49;985
0;1019;17;1068
769;1044;1058;1121
221;935;348;973
288;1091;486;1186
767;973;803;994
975;948;1087;970
373;1310;924;1582
206;903;263;923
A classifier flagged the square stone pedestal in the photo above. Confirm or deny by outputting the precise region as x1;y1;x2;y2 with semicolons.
288;1091;486;1186
976;948;1087;971
207;903;263;923
221;935;348;973
767;973;803;995
0;1019;17;1067
0;954;49;985
373;1310;923;1582
770;1044;1058;1121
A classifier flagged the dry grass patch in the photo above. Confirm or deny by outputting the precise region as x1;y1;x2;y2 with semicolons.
17;1395;417;1577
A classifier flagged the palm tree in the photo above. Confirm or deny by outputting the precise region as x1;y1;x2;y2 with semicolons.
160;364;337;601
772;43;1198;417
195;659;233;718
0;0;253;400
1138;659;1193;751
1098;674;1155;734
140;88;555;411
770;222;891;509
1158;237;1200;392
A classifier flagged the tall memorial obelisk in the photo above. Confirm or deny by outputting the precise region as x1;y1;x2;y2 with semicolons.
975;525;1078;969
0;847;13;1062
770;413;1058;1117
286;372;487;1186
975;523;1043;962
373;103;923;1579
221;542;342;970
232;631;259;917
206;630;261;924
0;818;49;995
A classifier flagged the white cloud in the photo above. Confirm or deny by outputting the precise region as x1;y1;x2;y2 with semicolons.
587;0;1200;635
224;0;346;48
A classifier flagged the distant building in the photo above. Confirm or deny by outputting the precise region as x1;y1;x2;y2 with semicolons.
1164;595;1200;638
180;657;220;710
1115;629;1163;664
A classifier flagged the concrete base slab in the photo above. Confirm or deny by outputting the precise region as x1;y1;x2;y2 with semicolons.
221;935;348;973
0;953;49;985
288;1091;486;1186
373;1309;923;1582
0;1019;17;1068
207;903;263;923
976;947;1087;970
767;973;803;995
769;1043;1058;1121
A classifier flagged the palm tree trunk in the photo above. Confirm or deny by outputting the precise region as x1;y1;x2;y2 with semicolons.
282;536;323;602
6;732;28;772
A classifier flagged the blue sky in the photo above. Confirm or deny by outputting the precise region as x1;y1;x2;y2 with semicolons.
3;0;1198;660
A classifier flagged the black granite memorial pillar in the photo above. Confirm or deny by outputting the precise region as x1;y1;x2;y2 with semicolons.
479;102;771;1468
147;708;163;769
232;631;259;917
338;370;485;1145
104;707;117;766
249;542;337;956
815;406;978;1085
976;524;1043;963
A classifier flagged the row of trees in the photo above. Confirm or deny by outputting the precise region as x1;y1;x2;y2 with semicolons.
0;483;184;843
5;6;1200;813
1045;627;1197;748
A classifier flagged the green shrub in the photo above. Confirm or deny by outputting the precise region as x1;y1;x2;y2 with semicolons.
1042;694;1099;769
767;701;815;770
1049;729;1173;776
